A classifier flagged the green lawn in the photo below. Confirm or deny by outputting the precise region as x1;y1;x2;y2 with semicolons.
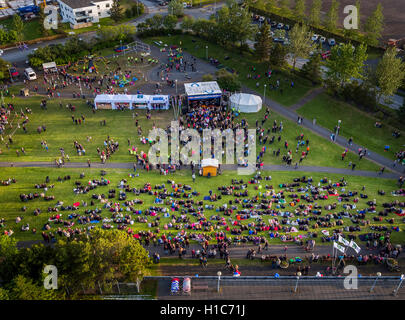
0;95;380;171
0;17;57;43
0;168;403;245
297;93;405;161
144;34;315;106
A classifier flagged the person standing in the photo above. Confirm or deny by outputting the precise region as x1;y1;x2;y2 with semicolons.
192;172;196;183
87;159;91;167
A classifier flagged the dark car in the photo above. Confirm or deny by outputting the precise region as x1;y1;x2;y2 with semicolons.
284;24;290;30
10;67;19;77
270;21;277;28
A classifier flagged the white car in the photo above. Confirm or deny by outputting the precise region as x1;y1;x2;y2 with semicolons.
0;49;3;56
320;36;326;43
328;38;336;46
277;23;284;29
311;34;319;42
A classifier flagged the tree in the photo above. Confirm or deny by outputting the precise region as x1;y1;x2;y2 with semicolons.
265;0;275;12
301;52;322;84
181;16;195;31
270;43;288;68
216;0;257;49
279;0;291;15
168;0;184;17
325;42;368;90
163;14;178;30
374;46;405;103
288;23;314;70
309;0;322;27
110;0;124;23
202;74;214;81
38;4;49;36
216;68;241;91
254;21;273;62
293;0;306;22
364;3;384;47
7;275;60;300
0;235;17;258
325;0;339;31
12;14;25;43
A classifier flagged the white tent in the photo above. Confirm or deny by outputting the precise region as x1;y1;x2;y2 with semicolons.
131;94;149;109
94;94;170;110
42;62;57;73
230;93;262;113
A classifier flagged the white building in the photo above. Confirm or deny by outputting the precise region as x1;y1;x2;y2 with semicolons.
57;0;113;28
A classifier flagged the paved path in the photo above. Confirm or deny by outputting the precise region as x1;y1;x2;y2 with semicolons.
0;161;401;179
290;87;325;111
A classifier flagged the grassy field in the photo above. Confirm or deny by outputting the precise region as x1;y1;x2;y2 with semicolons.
0;17;57;43
0;95;380;171
297;93;405;161
143;34;315;106
0;168;403;245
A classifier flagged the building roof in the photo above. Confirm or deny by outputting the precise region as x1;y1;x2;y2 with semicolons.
58;0;100;9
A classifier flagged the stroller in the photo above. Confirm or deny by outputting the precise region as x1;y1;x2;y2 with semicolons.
170;278;180;295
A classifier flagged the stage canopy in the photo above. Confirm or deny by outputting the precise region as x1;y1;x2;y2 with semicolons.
184;81;222;100
230;93;262;113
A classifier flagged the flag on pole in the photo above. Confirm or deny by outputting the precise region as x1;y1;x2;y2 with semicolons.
349;240;361;254
338;235;350;246
333;241;345;254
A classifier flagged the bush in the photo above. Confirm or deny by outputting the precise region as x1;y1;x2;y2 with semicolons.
216;68;241;92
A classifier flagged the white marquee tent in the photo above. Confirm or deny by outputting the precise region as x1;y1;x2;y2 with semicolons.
184;81;222;101
229;93;262;113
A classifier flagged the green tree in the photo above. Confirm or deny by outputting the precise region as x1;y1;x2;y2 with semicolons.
0;287;9;300
293;0;306;22
279;0;291;15
110;0;124;22
0;235;18;258
325;42;368;90
265;0;275;12
270;43;288;68
288;23;314;70
364;3;384;47
254;21;273;62
216;68;241;91
168;0;184;17
374;46;405;103
163;14;178;30
181;16;195;31
309;0;322;27
38;4;49;36
12;14;25;43
325;0;339;31
301;52;322;84
202;74;214;81
217;0;257;49
8;275;60;300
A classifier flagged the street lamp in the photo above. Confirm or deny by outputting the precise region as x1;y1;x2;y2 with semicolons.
217;271;222;292
263;84;267;103
370;272;381;293
393;274;405;296
205;46;208;60
294;272;301;293
175;79;178;95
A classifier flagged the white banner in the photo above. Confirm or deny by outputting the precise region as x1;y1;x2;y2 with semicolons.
349;240;361;254
338;235;350;247
333;241;346;254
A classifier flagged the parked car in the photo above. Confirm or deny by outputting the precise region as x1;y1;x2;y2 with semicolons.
274;37;285;43
320;36;326;43
10;67;19;77
321;50;331;60
328;38;336;46
284;24;290;30
270;21;277;27
277;23;284;29
0;49;3;56
24;67;37;80
259;16;265;23
311;34;319;42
